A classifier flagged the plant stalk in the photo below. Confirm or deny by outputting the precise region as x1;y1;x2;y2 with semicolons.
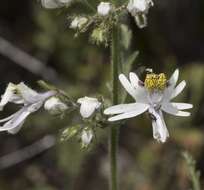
109;24;120;190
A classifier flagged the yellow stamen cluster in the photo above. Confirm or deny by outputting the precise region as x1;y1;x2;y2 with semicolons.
144;73;167;91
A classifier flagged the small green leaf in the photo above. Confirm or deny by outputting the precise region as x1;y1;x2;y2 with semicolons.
90;27;109;46
120;24;132;50
38;80;57;91
61;125;81;141
182;151;201;190
123;51;139;75
120;51;139;103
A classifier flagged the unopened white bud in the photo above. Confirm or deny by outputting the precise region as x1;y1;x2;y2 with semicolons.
97;2;112;16
81;129;93;147
77;96;101;118
44;97;68;115
127;0;153;15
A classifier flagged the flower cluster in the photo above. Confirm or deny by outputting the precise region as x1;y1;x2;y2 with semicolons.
0;78;104;148
40;0;154;45
0;82;58;134
0;68;193;145
61;96;102;148
0;1;193;148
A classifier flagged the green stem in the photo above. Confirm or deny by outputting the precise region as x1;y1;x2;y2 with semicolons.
109;25;120;190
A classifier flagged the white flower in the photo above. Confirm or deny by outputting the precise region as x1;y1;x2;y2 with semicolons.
41;0;71;9
127;0;153;14
44;97;68;115
0;82;56;134
70;17;88;29
81;129;93;147
77;96;101;118
97;2;112;16
104;69;193;143
127;0;154;28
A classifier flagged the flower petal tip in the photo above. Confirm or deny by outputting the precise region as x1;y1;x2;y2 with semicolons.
180;111;191;117
118;73;125;79
103;109;109;115
108;118;114;122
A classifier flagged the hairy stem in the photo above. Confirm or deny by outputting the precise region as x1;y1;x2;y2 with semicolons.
109;25;120;190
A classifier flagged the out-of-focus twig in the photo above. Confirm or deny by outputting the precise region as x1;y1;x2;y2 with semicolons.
0;135;56;170
182;151;201;190
0;36;58;82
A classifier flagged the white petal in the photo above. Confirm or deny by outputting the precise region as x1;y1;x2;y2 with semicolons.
27;102;44;113
168;69;179;86
171;80;186;99
0;113;16;123
162;87;174;103
59;0;70;3
152;120;158;140
119;74;137;100
149;91;163;104
104;103;149;115
129;72;139;89
80;102;97;118
36;91;57;103
136;87;148;103
162;103;191;117
8;120;25;134
119;73;148;103
0;83;17;111
77;98;84;104
108;105;149;121
18;83;55;104
17;83;38;103
77;97;100;106
0;109;30;132
175;111;191;116
171;103;193;110
9;94;24;104
151;111;169;143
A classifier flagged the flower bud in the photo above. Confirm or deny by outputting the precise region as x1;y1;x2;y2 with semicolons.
97;2;112;16
77;96;101;118
70;17;88;29
44;97;68;115
81;129;93;148
127;0;153;15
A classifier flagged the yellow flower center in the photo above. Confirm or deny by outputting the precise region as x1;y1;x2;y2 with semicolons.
144;73;167;91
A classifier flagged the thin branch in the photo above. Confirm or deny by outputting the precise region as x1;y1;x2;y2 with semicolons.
0;135;56;170
0;36;58;82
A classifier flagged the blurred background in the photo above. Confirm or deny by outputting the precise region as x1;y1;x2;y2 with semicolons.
0;0;204;189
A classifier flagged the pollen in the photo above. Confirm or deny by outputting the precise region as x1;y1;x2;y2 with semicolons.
144;73;167;91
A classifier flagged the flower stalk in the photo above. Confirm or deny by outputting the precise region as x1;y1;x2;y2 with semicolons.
109;21;120;190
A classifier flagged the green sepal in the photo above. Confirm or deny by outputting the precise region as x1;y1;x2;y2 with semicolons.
61;124;82;141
